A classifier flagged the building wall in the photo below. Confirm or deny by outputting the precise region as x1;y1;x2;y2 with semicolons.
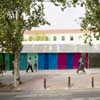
2;53;100;70
89;53;100;68
0;53;89;70
23;33;84;42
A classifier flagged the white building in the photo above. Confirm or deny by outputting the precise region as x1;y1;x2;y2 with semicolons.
22;29;100;53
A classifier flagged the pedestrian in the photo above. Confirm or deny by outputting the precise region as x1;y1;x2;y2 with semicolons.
77;56;86;74
26;57;33;72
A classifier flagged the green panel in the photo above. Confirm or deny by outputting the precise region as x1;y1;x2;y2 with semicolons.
27;53;38;70
0;53;4;71
0;53;3;62
19;53;27;70
5;53;10;70
9;54;14;70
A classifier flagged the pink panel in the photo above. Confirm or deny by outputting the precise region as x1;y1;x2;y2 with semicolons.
73;53;81;69
58;53;67;69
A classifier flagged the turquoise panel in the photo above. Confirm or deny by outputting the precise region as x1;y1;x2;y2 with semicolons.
5;53;10;70
19;53;27;70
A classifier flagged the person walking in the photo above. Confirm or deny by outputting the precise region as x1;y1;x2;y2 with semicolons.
26;57;33;72
77;56;86;74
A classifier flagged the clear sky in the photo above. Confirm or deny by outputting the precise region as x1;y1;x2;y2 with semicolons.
33;2;85;30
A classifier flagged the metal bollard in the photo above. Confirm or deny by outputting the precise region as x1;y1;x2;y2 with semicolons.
91;76;94;88
44;78;46;89
68;76;71;88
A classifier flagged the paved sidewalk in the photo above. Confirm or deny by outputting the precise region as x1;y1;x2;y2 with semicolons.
0;68;100;91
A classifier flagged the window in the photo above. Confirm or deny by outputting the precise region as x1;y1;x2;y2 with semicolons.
70;36;74;41
53;36;57;41
29;36;33;41
79;35;82;39
45;36;48;41
61;36;65;41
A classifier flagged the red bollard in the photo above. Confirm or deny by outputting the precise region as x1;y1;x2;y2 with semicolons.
91;76;94;88
44;78;46;89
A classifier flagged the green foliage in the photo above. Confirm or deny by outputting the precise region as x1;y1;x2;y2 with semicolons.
71;0;100;44
81;0;100;44
0;0;48;53
81;0;100;32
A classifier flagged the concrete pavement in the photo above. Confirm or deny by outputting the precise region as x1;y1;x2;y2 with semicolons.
0;68;100;91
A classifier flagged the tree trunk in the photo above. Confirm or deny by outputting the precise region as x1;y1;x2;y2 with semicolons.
13;52;21;87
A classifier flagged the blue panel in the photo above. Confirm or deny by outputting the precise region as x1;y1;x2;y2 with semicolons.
44;53;49;69
19;53;27;70
38;53;45;70
48;53;58;69
67;53;74;69
38;53;50;70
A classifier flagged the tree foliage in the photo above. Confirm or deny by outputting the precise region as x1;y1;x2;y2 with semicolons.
0;0;49;53
81;0;100;33
72;0;100;44
0;0;68;86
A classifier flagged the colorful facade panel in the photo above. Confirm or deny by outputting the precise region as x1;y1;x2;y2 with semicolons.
20;53;27;70
0;53;89;70
48;53;58;69
73;53;81;69
58;53;66;69
67;53;74;69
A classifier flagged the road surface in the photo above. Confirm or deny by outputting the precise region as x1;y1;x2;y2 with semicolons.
0;89;100;100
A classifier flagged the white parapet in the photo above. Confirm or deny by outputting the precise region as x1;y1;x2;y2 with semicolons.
21;41;100;53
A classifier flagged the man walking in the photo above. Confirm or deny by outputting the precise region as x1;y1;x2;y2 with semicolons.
26;57;33;72
77;56;86;74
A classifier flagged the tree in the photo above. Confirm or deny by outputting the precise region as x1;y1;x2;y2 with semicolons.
72;0;100;41
81;0;100;33
0;0;67;87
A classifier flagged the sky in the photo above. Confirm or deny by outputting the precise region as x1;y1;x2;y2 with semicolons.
32;2;85;30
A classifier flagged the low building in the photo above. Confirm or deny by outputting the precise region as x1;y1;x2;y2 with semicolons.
0;29;100;70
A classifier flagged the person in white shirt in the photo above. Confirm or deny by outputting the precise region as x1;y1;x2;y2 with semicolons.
77;56;85;74
26;57;33;72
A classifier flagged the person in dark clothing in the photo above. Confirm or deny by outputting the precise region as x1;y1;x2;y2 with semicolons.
77;56;86;74
34;56;37;72
34;60;37;72
26;57;33;72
